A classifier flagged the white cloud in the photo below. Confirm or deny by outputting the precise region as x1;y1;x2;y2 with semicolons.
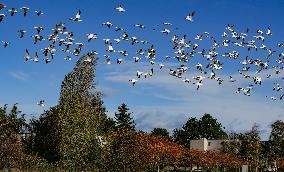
10;71;29;81
101;62;284;140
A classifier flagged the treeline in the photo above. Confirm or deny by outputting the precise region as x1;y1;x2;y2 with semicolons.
0;54;283;171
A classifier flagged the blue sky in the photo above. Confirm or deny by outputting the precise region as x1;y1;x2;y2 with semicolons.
0;0;284;140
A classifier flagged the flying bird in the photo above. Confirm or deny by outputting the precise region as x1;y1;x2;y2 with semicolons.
115;5;126;12
69;10;82;22
102;21;113;28
34;26;44;34
20;6;29;16
0;4;6;10
18;29;27;38
2;41;9;48
86;33;97;42
37;100;45;107
24;49;30;61
129;79;138;86
33;52;39;62
35;10;43;16
8;8;17;16
185;11;195;22
0;14;5;22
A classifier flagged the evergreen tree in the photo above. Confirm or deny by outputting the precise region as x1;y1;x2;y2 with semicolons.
101;117;117;134
151;128;170;139
114;103;135;131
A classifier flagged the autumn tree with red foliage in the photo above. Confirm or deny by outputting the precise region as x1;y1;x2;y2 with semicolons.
102;131;244;171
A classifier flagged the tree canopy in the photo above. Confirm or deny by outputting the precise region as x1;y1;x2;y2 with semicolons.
114;103;135;132
151;128;170;140
173;113;227;147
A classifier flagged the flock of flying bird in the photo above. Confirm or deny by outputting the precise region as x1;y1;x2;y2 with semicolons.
0;3;283;107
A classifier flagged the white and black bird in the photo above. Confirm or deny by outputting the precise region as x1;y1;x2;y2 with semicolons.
229;76;236;82
257;29;264;35
163;22;172;26
129;79;138;86
24;49;30;61
133;56;140;62
183;78;191;83
2;41;9;48
31;35;45;44
161;28;170;35
117;58;123;64
0;14;5;22
0;4;6;10
136;71;143;78
37;100;45;107
86;33;97;42
209;70;216;79
8;8;17;16
20;6;29;16
273;84;282;91
185;11;195;22
114;38;120;44
103;38;110;44
195;34;203;40
222;40;230;47
33;52;39;62
121;32;129;41
131;37;139;45
115;5;126;12
115;27;124;32
105;57;111;65
196;82;203;90
134;24;145;29
18;29;27;38
34;26;44;34
35;10;43;16
107;43;115;52
64;56;72;61
222;32;228;37
253;76;262;85
137;48;144;56
102;21;113;28
266;27;272;36
253;35;265;42
69;10;82;22
118;50;128;56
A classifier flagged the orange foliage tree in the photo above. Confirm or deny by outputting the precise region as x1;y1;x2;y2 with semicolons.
102;131;243;171
277;158;284;169
102;131;184;171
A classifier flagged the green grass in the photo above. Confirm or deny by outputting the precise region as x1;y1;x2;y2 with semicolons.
1;168;21;172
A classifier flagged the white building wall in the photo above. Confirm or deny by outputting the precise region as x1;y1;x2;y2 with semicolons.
190;138;223;152
190;138;207;151
206;140;223;152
